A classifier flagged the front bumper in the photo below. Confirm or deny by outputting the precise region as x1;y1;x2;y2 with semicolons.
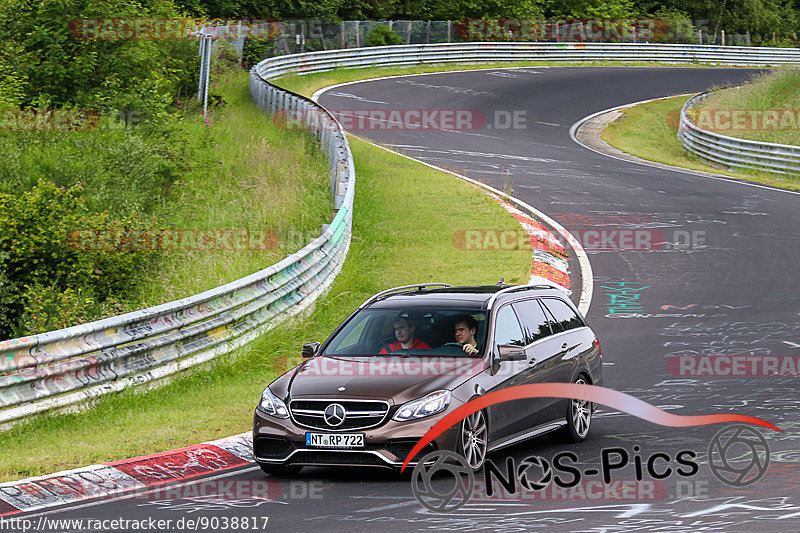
253;406;460;469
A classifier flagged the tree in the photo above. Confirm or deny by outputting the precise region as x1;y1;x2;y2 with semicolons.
0;0;198;115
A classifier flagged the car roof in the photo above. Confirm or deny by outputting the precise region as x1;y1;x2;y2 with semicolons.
364;284;568;311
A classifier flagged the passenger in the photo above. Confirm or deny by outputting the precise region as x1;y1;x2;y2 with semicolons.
380;316;431;353
454;315;479;355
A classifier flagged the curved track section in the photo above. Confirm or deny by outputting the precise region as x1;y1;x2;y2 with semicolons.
20;67;800;532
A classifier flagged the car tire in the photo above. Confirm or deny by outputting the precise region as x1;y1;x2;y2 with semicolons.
559;376;592;443
258;463;303;477
458;410;489;472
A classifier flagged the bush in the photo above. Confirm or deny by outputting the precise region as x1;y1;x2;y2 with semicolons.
653;8;699;44
211;43;242;74
0;180;158;338
0;0;196;118
242;38;274;68
16;284;95;336
364;25;403;47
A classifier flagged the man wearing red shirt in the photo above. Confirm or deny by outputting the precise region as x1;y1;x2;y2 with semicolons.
380;316;431;353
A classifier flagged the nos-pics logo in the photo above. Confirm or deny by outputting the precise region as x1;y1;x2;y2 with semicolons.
411;424;770;512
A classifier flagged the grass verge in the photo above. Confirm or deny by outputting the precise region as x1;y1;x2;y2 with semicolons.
0;129;531;482
0;68;332;336
696;67;800;145
134;70;332;305
602;95;800;191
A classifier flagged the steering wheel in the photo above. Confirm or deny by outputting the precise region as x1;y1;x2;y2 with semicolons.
441;342;464;348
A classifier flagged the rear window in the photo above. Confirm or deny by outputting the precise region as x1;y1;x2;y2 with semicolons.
540;298;585;333
512;299;553;343
323;308;488;356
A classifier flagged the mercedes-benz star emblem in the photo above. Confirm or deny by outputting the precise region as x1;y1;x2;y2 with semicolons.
324;403;346;427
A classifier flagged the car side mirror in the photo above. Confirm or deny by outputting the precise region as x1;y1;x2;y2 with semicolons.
302;342;320;358
497;344;525;361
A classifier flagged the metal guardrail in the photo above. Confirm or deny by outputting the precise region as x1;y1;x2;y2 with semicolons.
253;42;800;79
0;55;356;425
3;41;799;425
678;91;800;175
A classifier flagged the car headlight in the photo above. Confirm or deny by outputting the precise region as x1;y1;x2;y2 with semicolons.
258;387;289;419
393;390;451;421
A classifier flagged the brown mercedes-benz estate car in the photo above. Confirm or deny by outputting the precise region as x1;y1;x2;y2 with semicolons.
253;283;603;475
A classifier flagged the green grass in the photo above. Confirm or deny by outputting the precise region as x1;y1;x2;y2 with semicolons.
602;95;800;191
0;131;531;482
133;70;332;305
696;67;800;146
0;69;333;335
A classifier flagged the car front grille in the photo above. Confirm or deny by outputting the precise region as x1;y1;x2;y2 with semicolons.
289;399;390;430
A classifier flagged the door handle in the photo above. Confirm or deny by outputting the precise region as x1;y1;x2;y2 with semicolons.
559;343;579;357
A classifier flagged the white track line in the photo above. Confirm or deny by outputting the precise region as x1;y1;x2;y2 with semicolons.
568;96;800;197
313;73;594;315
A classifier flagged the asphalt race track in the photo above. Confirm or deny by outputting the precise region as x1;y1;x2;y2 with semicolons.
20;67;800;532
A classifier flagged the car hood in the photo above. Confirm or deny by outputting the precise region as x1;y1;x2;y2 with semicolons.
286;355;485;404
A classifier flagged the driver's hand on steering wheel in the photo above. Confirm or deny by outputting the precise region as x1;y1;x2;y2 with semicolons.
462;343;478;355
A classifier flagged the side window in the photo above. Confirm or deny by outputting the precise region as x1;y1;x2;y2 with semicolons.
494;305;526;347
512;299;553;343
540;298;585;332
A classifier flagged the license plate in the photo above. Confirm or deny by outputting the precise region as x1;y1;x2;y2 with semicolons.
305;432;365;448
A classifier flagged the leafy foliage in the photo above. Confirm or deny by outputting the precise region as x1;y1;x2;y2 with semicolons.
364;25;402;46
0;0;198;116
0;181;157;337
164;0;800;42
652;7;698;43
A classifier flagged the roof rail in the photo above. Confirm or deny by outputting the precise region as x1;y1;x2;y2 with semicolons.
359;283;452;308
486;284;557;309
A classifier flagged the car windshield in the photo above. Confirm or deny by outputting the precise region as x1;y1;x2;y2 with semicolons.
322;308;488;357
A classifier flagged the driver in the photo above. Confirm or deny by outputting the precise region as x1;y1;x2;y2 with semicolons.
454;315;479;355
380;316;431;353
